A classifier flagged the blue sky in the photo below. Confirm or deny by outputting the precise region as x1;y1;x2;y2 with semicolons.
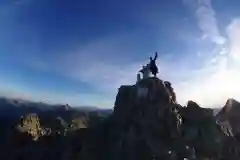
1;0;240;108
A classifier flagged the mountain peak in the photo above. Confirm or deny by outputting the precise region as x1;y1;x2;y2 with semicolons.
223;98;240;113
108;77;228;159
226;98;239;105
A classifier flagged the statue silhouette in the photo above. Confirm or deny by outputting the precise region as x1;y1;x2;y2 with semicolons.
149;52;158;76
139;64;150;79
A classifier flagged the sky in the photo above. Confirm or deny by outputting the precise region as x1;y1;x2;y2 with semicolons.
1;0;240;108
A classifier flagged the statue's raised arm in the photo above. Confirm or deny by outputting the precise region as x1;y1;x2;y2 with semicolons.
154;52;158;61
149;52;159;77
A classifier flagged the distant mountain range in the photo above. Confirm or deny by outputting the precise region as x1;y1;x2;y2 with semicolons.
0;96;112;111
0;97;113;123
0;96;226;118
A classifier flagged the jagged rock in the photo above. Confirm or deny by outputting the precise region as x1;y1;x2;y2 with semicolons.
113;77;172;125
216;120;234;137
92;77;194;160
16;113;43;140
70;117;87;130
164;81;177;103
180;101;214;123
98;77;234;160
60;104;71;111
2;77;240;160
179;101;237;159
216;98;240;135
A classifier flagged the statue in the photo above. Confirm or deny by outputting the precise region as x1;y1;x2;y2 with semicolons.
149;52;159;76
137;52;159;82
139;64;151;79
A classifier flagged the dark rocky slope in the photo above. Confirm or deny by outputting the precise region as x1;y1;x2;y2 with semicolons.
80;77;238;160
0;77;240;160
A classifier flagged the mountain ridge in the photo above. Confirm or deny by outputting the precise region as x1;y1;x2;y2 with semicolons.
0;77;240;159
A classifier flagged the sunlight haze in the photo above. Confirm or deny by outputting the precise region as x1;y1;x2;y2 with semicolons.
0;0;240;108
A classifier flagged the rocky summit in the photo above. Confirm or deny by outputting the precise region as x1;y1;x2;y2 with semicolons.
80;77;239;160
217;99;240;135
1;77;240;160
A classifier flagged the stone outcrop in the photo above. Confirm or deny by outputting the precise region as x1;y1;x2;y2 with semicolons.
16;113;43;140
111;77;184;159
216;98;240;135
81;77;236;160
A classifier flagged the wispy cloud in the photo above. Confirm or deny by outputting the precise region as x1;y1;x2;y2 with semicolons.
52;35;194;95
227;19;240;62
172;15;240;107
14;24;240;109
5;0;240;109
18;29;234;108
183;0;226;44
47;41;210;107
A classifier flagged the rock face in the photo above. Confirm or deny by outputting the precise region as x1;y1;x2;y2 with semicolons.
216;98;240;135
81;77;235;160
112;77;183;159
16;113;43;140
180;101;233;159
0;112;91;160
1;77;240;160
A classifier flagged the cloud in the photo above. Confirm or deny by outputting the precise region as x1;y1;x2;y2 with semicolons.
19;33;196;107
7;0;240;109
50;41;211;107
178;0;240;107
51;36;142;93
227;18;240;62
18;30;233;108
173;17;240;107
183;0;226;44
59;49;236;108
15;27;240;109
52;37;190;95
